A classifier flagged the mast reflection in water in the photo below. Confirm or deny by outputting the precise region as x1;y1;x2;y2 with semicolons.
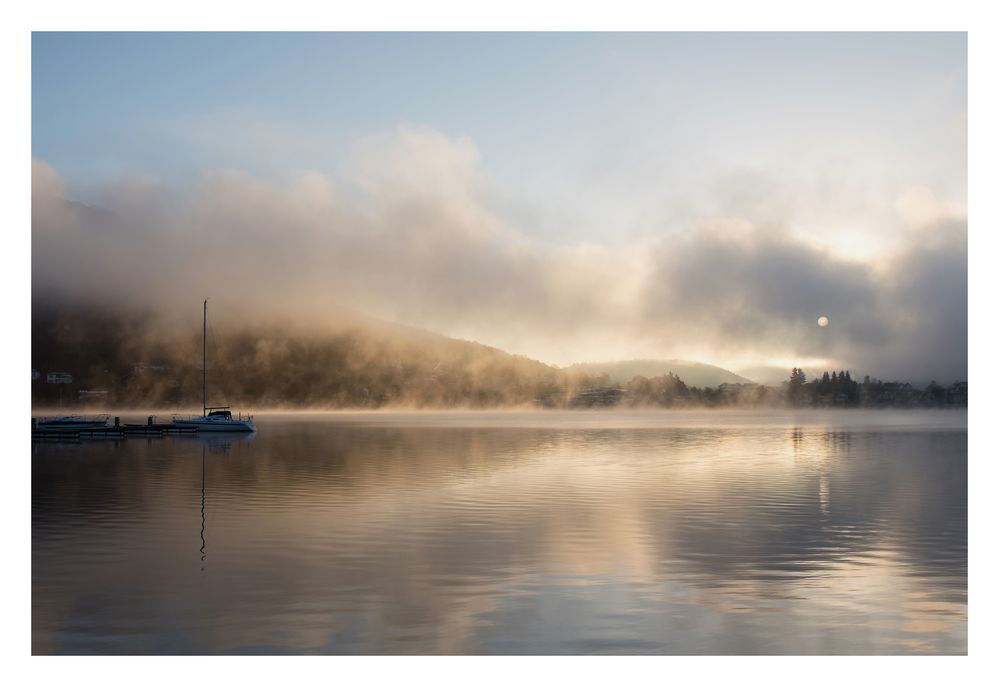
200;446;206;570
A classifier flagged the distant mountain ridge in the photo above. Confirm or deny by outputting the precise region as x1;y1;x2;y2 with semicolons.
563;360;755;388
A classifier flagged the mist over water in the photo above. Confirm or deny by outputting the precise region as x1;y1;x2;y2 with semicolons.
32;410;966;654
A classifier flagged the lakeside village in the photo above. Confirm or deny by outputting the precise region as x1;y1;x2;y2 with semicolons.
32;365;968;411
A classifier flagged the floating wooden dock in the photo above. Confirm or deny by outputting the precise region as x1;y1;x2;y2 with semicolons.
123;423;198;435
31;430;83;443
32;420;199;442
32;427;126;441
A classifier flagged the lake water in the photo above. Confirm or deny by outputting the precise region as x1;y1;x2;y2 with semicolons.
31;410;967;654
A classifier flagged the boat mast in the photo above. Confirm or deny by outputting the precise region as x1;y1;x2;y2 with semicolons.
203;299;207;417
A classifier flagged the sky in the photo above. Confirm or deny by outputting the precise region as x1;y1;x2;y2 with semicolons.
31;32;968;383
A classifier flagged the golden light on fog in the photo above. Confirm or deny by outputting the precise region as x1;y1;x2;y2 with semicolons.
817;316;830;327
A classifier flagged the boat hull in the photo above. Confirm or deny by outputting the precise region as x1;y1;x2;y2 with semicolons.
172;418;256;433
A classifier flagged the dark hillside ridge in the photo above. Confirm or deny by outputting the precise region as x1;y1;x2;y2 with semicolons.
565;359;754;388
31;301;568;408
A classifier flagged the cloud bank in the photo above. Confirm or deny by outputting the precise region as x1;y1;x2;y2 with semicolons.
32;127;967;383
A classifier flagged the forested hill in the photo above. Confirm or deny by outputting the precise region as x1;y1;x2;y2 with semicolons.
565;360;754;388
31;302;570;409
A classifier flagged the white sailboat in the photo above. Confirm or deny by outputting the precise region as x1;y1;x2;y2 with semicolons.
173;300;256;433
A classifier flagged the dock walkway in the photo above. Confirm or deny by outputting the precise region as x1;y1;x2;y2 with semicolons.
32;420;199;442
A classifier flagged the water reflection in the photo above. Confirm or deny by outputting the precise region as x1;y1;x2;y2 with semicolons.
200;447;206;570
177;431;256;452
32;412;966;655
189;436;252;570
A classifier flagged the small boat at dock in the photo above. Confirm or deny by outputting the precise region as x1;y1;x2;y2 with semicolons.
173;407;255;433
34;415;109;431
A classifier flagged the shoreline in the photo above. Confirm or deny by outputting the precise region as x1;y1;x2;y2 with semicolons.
30;407;969;431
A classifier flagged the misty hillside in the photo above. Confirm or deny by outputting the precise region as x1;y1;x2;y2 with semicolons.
564;360;755;387
31;302;576;409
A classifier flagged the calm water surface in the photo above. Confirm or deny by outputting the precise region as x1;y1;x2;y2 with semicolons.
32;410;967;654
